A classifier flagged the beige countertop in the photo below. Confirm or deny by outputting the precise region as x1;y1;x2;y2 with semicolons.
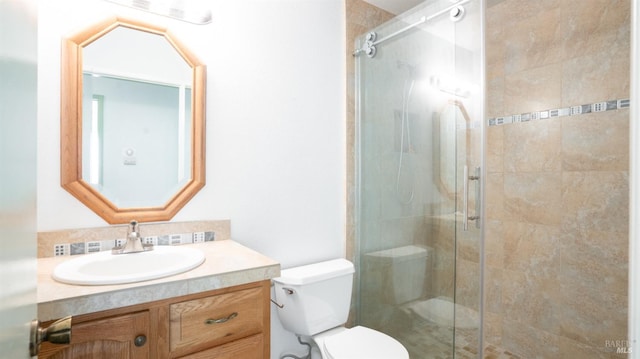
37;240;280;321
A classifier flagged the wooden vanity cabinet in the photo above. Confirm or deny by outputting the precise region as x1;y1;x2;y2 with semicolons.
39;280;270;359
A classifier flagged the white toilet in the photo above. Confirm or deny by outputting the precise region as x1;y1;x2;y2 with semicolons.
273;258;409;359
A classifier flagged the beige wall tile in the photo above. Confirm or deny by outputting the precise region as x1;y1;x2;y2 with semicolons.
561;171;629;233
491;0;561;28
487;124;504;173
504;7;563;74
487;74;505;118
559;230;628;297
345;0;395;328
503;172;562;225
485;220;504;268
487;0;507;8
345;0;393;264
485;173;505;220
562;47;630;106
504;120;562;172
455;259;481;308
484;0;629;357
502;222;563;274
561;0;630;60
555;284;627;346
486;7;506;74
562;110;629;171
501;269;561;334
457;225;481;262
504;63;562;114
484;266;503;314
483;312;504;348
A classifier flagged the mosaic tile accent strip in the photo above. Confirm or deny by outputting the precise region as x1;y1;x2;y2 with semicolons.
38;220;230;258
53;231;216;257
488;98;630;127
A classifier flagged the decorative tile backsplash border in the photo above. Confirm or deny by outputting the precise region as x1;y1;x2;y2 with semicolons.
488;98;630;126
38;220;231;258
59;231;216;257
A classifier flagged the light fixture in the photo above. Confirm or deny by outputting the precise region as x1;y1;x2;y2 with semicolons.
104;0;212;25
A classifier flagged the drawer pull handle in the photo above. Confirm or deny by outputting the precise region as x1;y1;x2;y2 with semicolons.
205;312;238;325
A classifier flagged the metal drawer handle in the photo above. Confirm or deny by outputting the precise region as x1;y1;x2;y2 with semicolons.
205;312;238;325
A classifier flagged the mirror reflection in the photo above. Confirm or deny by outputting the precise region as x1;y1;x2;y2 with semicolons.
434;100;470;198
82;75;192;207
82;26;192;208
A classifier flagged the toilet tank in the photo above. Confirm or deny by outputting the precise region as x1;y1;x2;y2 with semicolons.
366;245;430;304
273;259;355;336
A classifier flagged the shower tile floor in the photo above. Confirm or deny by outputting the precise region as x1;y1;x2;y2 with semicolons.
381;313;520;359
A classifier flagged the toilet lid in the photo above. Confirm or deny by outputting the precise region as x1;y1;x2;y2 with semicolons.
323;326;409;359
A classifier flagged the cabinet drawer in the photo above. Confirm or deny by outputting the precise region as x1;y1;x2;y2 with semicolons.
169;287;264;356
177;333;264;359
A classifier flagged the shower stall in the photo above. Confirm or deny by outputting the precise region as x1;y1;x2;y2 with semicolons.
353;0;484;358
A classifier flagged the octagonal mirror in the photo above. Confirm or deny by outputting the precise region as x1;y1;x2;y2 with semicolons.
60;17;206;224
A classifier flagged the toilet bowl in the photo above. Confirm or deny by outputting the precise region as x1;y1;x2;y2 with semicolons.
273;259;409;359
314;326;408;359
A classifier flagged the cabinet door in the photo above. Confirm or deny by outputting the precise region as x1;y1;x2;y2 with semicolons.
39;311;150;359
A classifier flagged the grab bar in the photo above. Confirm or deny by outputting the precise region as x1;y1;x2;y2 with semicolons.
463;165;480;231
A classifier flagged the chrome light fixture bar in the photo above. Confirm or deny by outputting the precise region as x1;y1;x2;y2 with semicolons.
104;0;212;25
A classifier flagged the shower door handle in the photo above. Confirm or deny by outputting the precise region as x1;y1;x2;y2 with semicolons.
463;165;480;231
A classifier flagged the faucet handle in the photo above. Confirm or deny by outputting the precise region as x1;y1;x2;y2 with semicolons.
128;220;140;238
129;220;139;233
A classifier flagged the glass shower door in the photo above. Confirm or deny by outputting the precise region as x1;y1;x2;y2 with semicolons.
354;0;484;358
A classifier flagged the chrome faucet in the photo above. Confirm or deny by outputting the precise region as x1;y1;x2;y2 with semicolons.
112;220;154;254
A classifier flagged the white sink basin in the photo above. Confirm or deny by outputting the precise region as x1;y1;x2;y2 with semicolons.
52;246;206;285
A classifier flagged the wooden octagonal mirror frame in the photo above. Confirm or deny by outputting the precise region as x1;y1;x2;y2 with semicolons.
60;17;206;224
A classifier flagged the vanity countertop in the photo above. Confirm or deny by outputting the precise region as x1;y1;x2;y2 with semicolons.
37;240;280;321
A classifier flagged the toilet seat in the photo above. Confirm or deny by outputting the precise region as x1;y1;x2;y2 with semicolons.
322;326;409;359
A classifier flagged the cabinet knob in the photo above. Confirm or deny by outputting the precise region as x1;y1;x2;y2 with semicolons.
134;335;147;347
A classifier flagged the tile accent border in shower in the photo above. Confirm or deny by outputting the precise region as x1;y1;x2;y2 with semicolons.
488;98;630;127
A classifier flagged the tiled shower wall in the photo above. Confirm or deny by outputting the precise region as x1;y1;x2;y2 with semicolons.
344;0;393;327
484;0;629;357
345;0;393;265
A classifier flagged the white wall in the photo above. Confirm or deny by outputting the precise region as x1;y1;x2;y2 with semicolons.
37;0;346;357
